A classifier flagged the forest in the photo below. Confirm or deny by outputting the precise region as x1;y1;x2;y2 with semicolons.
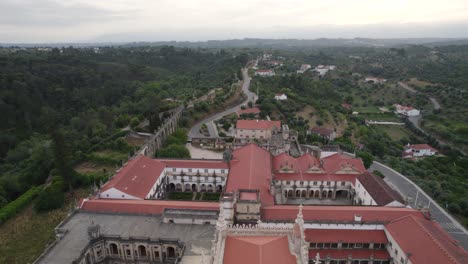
0;46;247;210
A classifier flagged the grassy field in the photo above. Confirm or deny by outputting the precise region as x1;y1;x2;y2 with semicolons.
362;114;401;122
374;125;413;141
0;189;90;264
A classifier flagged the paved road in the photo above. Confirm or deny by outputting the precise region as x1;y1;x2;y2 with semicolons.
188;67;257;139
370;161;468;250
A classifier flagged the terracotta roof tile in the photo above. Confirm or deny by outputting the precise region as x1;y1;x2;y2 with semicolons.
226;144;275;206
236;120;281;130
224;236;296;264
357;172;404;206
385;215;468;264
100;155;165;199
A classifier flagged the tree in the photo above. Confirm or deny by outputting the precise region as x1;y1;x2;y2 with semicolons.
155;145;190;159
51;129;74;193
356;151;374;169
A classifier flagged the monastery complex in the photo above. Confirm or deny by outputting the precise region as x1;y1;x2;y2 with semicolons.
36;136;468;263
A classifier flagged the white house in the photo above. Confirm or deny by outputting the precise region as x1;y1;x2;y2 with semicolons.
314;65;336;76
394;104;420;117
403;144;437;158
274;93;288;100
297;64;312;74
365;77;387;84
255;69;275;77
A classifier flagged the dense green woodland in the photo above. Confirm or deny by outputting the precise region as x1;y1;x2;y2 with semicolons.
0;46;247;208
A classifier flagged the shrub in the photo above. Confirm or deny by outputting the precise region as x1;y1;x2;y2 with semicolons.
0;187;40;225
35;177;65;212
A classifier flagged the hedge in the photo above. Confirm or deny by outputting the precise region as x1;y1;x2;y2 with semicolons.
0;186;40;225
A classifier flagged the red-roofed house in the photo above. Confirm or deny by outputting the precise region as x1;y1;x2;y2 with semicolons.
394;104;420;117
237;106;261;117
235;119;281;140
99;155;166;199
255;69;275;77
309;126;337;141
274;93;288;100
403;143;438;158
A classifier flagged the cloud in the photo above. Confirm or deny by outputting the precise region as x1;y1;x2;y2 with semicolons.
0;0;128;27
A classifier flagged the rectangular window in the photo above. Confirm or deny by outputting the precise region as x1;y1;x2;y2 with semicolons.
313;181;317;185
310;243;317;248
221;170;225;173
324;243;330;248
355;243;363;248
331;243;338;249
317;243;324;248
204;169;209;173
341;181;345;186
327;181;330;185
341;243;349;248
188;169;192;172
172;168;176;172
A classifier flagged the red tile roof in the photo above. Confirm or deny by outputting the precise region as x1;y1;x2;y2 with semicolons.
159;159;228;169
309;249;390;260
226;144;275;206
262;205;424;223
236;120;281;131
321;153;366;174
273;153;322;173
408;144;438;152
310;126;334;137
224;236;296;264
100;155;166;199
237;107;261;116
385;215;468;264
80;199;219;215
357;172;404;206
305;229;388;243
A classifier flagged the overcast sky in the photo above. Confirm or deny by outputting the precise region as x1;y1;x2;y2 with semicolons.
1;0;468;43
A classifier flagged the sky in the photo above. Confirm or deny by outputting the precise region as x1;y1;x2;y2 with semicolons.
1;0;468;43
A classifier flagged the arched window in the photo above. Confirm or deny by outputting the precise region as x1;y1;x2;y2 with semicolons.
138;245;147;257
109;243;118;255
167;247;176;258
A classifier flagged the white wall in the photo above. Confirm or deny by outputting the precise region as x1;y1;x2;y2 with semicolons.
354;179;377;206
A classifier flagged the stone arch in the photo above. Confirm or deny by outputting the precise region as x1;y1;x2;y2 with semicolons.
192;184;197;192
301;190;307;198
309;190;314;197
295;189;301;198
185;184;191;192
200;184;207;192
328;190;333;198
314;190;320;198
109;243;118;255
207;184;213;192
287;190;293;197
169;183;176;192
322;190;328;198
175;183;182;192
216;185;223;192
167;247;176;258
336;190;348;198
138;245;147;257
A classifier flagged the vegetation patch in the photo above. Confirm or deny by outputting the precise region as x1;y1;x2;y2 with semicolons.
168;192;193;201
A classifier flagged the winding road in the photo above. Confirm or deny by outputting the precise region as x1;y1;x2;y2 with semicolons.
370;161;468;250
188;67;257;140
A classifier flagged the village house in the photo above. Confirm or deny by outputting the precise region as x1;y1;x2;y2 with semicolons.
394;104;420;117
314;65;336;76
274;93;288;100
308;126;337;141
297;64;312;74
403;143;438;159
235;119;282;140
255;69;275;77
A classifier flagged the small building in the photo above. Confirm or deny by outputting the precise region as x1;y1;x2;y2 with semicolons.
341;103;352;110
297;64;312;74
394;104;420;117
255;69;275;77
235;119;281;140
308;126;336;141
403;144;437;158
365;76;387;84
265;60;283;67
314;65;336;76
274;93;288;101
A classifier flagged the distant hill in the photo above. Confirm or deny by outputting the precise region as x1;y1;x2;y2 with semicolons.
2;37;468;49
